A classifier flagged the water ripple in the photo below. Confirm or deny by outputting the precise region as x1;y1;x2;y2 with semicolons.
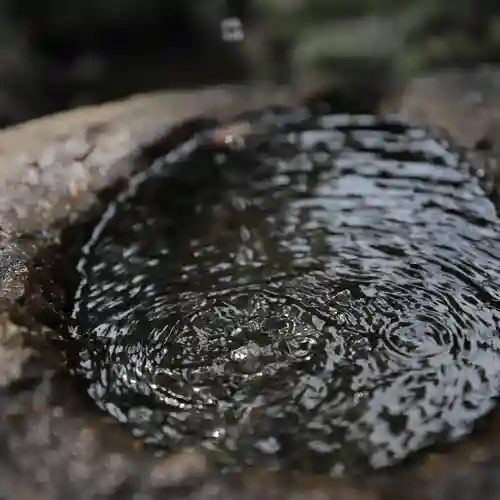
69;109;500;476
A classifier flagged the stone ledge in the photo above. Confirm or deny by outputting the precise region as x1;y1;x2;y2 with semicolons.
0;76;500;500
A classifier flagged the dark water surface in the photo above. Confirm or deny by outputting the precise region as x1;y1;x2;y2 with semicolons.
69;106;500;476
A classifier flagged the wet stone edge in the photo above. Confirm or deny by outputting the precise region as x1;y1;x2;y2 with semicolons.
1;80;500;499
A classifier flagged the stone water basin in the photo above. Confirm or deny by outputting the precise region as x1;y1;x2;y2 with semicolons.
3;73;500;499
67;104;500;477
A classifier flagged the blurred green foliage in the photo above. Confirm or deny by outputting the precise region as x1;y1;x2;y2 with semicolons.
256;0;500;90
0;0;498;123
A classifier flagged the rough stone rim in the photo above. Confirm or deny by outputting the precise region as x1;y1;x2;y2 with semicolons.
2;78;500;499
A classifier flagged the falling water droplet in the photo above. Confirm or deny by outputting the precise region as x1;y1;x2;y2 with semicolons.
221;17;244;43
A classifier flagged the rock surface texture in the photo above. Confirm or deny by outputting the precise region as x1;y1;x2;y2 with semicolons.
1;74;500;500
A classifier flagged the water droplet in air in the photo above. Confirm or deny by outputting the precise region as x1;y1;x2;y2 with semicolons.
221;17;244;43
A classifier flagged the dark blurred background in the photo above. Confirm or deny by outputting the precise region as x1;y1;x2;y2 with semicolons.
0;0;258;127
1;0;500;128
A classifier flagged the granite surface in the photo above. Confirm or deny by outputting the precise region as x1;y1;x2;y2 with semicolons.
1;74;500;499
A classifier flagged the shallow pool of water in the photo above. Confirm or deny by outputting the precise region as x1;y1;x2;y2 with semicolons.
69;106;500;476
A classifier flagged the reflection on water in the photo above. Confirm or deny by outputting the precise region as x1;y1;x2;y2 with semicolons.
69;106;500;475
